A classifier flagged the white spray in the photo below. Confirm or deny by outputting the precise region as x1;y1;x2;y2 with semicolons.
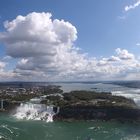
13;103;59;122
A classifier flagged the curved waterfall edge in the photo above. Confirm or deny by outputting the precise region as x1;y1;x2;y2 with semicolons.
13;102;60;122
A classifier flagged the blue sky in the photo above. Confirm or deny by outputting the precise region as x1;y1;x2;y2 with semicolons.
0;0;140;57
0;0;140;81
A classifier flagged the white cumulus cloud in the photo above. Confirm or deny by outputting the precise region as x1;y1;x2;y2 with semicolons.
116;48;135;60
0;12;140;81
0;12;77;58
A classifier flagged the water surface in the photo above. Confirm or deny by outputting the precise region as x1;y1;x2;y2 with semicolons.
0;114;140;140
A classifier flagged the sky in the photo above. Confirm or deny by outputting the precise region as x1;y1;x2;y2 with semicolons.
0;0;140;81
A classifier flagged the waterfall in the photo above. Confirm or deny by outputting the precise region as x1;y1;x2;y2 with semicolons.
13;103;59;122
0;100;3;110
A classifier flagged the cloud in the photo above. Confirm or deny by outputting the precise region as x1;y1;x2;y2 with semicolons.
118;16;126;20
0;12;77;58
0;61;6;69
136;43;140;46
0;12;140;81
0;60;15;81
2;56;12;61
115;48;135;60
125;0;140;12
107;56;120;62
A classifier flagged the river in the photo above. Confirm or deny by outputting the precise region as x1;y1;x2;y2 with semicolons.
0;82;140;140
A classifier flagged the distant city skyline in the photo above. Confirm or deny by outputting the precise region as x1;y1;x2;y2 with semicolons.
0;0;140;81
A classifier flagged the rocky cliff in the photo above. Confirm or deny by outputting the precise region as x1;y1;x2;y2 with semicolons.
41;90;140;121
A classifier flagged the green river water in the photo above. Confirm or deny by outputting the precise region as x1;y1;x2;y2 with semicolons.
0;114;140;140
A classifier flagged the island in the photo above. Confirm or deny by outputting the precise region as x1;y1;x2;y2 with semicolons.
0;84;139;122
41;90;140;122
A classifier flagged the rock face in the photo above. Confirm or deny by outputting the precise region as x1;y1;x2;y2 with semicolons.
56;104;140;121
42;91;140;121
0;100;20;112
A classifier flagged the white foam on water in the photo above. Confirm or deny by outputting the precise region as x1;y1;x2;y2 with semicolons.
0;134;7;140
30;98;41;104
112;89;140;107
13;103;58;122
1;125;14;134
